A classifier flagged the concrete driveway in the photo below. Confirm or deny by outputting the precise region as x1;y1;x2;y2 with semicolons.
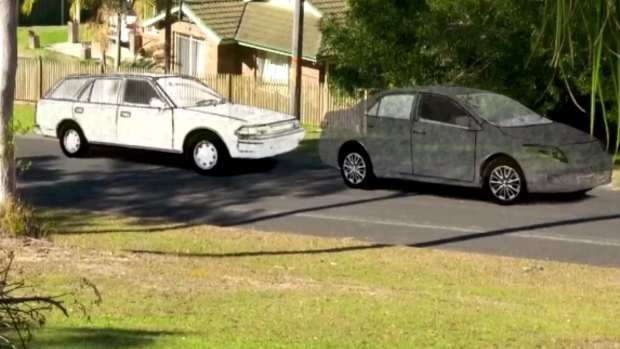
16;135;620;267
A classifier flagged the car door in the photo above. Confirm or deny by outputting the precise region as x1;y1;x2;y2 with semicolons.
72;77;121;144
411;93;478;182
363;93;416;175
116;78;173;150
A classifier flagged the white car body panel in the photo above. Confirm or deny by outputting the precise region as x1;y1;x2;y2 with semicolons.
33;73;305;160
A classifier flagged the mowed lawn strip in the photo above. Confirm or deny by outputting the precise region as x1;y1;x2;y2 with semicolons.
6;208;620;349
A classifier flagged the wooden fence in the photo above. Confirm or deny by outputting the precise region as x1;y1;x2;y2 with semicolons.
15;57;361;127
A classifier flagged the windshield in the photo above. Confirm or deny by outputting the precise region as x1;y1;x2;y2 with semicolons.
156;77;224;108
456;92;552;127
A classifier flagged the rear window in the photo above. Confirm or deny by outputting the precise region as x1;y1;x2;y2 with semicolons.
45;77;90;100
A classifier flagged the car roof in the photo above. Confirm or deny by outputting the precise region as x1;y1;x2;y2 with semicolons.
381;85;490;97
60;72;191;80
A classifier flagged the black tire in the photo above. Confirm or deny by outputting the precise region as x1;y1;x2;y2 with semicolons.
185;133;230;175
338;146;375;189
483;157;526;205
58;123;89;158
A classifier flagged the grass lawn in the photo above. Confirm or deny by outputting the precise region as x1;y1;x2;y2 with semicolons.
13;102;36;134
2;209;619;349
18;26;83;61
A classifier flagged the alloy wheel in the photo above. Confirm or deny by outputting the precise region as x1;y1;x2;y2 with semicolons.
488;165;522;202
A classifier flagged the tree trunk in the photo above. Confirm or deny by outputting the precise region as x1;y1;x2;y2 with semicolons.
164;0;171;73
0;0;17;205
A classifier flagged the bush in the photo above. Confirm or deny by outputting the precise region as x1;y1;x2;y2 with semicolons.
0;199;48;239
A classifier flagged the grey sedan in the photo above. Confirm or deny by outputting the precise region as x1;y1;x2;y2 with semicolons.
318;86;613;205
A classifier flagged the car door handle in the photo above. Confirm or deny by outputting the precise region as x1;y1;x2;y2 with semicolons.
74;107;84;114
120;111;131;118
412;128;426;135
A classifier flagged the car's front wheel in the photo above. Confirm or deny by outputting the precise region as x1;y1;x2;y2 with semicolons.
59;123;89;158
339;148;375;189
186;134;229;175
484;157;526;205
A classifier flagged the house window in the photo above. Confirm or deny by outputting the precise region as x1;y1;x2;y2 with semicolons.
174;33;206;77
259;51;290;83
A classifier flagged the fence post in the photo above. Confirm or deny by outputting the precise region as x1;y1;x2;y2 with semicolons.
37;56;43;100
227;74;232;101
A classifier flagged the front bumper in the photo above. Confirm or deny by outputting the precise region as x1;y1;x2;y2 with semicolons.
526;163;613;193
235;129;305;159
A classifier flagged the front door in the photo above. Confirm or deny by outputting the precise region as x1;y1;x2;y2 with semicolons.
363;93;416;175
116;78;173;150
411;93;477;182
72;77;122;144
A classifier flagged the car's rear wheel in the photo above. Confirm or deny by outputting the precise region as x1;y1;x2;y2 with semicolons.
186;133;229;175
484;157;526;205
339;147;375;189
59;123;89;158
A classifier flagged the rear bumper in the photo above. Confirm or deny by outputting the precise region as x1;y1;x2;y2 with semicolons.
234;129;305;159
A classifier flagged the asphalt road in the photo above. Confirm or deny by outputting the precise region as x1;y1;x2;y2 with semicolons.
16;135;620;268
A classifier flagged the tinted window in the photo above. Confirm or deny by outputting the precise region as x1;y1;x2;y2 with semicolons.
122;79;160;106
89;79;122;104
419;94;470;125
376;94;415;120
47;78;89;100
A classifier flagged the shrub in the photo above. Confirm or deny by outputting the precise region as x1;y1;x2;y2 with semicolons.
0;199;48;239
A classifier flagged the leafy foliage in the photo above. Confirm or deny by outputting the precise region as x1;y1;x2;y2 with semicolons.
321;0;561;111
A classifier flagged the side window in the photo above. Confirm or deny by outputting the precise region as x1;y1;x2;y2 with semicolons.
46;78;89;100
377;94;416;120
122;79;161;106
419;94;470;126
89;78;122;104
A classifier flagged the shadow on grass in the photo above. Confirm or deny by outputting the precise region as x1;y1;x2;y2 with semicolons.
34;327;185;349
127;212;620;258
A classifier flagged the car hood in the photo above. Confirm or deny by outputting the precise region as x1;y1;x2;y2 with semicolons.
182;103;295;124
499;122;595;145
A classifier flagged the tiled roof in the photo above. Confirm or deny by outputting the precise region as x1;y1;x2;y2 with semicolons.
236;3;322;59
187;0;245;39
309;0;349;20
178;0;347;58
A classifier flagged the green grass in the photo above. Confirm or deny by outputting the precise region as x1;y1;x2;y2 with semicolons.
18;25;83;61
5;209;620;349
13;102;35;133
296;125;321;156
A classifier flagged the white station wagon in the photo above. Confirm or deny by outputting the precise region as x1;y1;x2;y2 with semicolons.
33;73;305;174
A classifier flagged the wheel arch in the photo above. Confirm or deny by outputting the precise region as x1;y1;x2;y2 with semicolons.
182;127;227;153
56;119;84;138
479;153;526;183
337;140;371;166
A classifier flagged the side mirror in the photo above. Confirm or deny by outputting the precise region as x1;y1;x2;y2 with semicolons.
149;97;166;109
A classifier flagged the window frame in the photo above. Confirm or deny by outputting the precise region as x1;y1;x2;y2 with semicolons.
84;77;124;106
119;77;168;108
365;92;417;121
415;92;477;129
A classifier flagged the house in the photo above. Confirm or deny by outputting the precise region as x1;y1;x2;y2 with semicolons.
139;0;348;84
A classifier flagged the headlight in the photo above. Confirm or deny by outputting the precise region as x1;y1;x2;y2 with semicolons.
523;144;568;163
235;125;271;138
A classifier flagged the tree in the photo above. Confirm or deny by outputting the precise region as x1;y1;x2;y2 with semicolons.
321;0;561;111
543;0;620;159
0;0;19;205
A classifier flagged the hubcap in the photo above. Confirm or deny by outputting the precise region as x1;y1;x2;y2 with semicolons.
193;141;218;170
63;129;81;154
489;165;521;201
342;153;366;184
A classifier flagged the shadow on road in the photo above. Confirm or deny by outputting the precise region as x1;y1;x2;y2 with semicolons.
128;211;620;258
16;144;602;236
